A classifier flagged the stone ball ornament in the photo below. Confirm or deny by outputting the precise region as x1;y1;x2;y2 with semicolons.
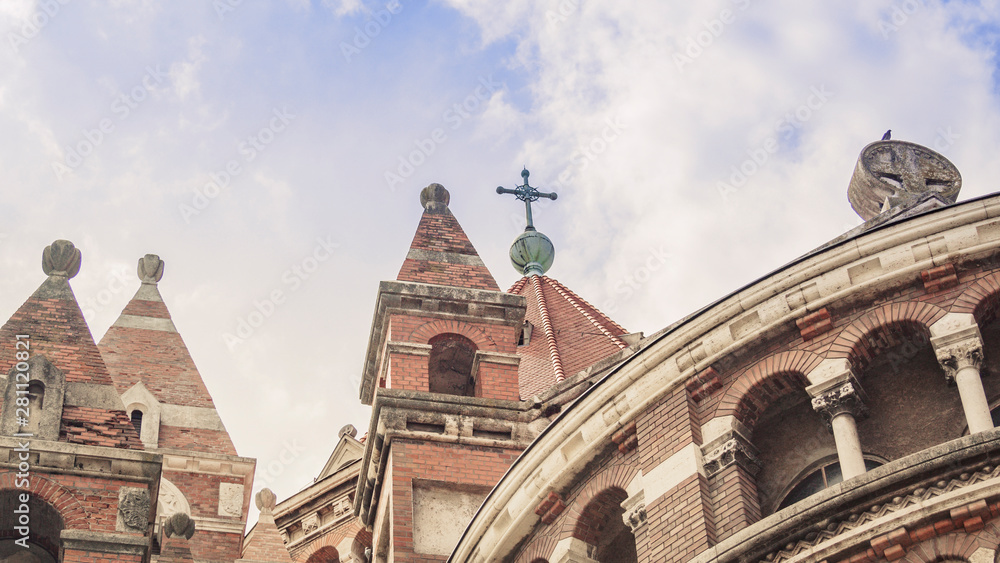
256;488;278;513
510;228;555;277
420;183;450;212
848;139;961;221
163;512;196;540
42;239;82;278
137;254;165;284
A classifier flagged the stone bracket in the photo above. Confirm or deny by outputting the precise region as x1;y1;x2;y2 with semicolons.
535;490;566;525
621;489;647;532
921;263;959;293
702;431;761;478
807;372;868;422
686;366;722;403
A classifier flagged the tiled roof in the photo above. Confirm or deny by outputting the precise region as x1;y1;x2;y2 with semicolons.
509;275;628;399
0;275;142;449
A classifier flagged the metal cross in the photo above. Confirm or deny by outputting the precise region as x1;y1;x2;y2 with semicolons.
496;168;557;229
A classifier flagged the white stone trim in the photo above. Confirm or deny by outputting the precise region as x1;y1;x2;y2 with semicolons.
550;537;599;563
112;314;177;332
161;403;227;431
643;443;704;505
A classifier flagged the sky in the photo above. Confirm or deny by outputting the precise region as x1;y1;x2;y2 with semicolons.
1;0;1000;528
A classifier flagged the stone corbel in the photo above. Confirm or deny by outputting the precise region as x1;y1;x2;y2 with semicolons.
620;490;646;533
701;431;761;478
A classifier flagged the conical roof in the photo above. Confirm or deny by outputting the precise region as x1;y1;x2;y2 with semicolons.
0;240;141;449
396;183;500;291
98;254;236;454
509;275;629;399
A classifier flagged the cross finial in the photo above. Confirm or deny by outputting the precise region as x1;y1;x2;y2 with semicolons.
496;168;558;230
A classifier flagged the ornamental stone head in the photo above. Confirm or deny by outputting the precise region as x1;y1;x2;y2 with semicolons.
420;183;450;213
137;254;164;283
42;240;81;278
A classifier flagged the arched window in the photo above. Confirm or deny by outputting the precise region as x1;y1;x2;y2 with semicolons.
778;457;883;510
130;410;143;437
304;546;339;563
574;488;638;563
427;334;477;397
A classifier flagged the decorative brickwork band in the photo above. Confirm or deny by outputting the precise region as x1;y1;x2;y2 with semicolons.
620;490;647;533
796;307;833;341
611;421;638;454
921;263;959;293
702;433;762;479
535;491;566;525
811;381;869;422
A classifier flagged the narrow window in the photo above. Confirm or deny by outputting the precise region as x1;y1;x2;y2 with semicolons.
130;410;143;437
428;334;477;397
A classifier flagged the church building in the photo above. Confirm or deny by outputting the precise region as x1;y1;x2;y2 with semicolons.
2;136;1000;563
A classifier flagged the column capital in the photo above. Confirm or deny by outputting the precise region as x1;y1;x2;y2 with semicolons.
808;378;868;421
931;325;984;383
701;431;761;478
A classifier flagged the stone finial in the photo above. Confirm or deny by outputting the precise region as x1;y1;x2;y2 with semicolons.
137;254;164;284
420;183;450;213
42;240;82;278
848;139;961;221
163;512;196;540
339;424;358;439
256;488;277;514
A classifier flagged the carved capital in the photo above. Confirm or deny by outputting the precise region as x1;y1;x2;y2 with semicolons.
934;340;984;383
811;381;868;421
702;432;761;478
621;494;647;533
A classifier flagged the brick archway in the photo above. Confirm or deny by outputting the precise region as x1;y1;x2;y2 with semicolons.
715;351;823;430
0;471;88;529
827;302;944;373
293;520;366;563
898;531;981;563
514;536;557;563
951;272;1000;325
557;462;640;541
409;319;495;349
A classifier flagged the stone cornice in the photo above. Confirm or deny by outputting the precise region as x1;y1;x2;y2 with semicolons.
449;194;1000;562
0;436;161;482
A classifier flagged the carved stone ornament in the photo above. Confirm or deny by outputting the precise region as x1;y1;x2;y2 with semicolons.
811;382;869;421
621;491;647;533
117;487;151;532
163;512;196;540
42;239;82;278
303;513;320;534
218;483;244;518
935;340;984;383
137;254;164;283
703;435;762;478
256;488;277;515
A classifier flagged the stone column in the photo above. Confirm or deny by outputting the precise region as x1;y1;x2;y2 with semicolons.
808;377;869;480
931;316;993;435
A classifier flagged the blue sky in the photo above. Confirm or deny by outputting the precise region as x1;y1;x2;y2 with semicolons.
2;0;1000;526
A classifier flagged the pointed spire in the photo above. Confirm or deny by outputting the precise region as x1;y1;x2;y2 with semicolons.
241;489;294;563
396;183;501;291
99;253;236;454
0;240;141;448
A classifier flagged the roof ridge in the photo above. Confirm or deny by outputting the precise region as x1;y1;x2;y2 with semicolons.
531;275;566;382
507;277;529;294
545;276;629;339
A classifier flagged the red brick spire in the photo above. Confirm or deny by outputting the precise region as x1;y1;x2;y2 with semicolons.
0;240;142;449
509;275;629;399
242;489;294;562
396;183;501;291
98;253;237;454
